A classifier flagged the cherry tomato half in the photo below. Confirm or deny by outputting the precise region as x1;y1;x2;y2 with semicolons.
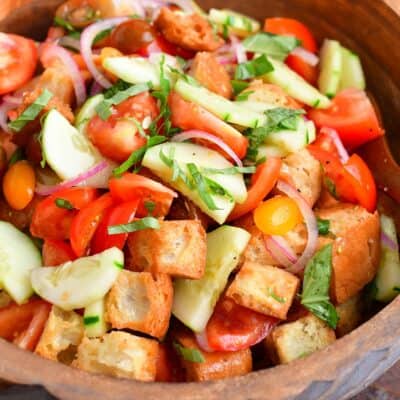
42;239;76;266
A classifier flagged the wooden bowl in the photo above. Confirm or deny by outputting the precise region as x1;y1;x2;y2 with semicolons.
2;1;400;399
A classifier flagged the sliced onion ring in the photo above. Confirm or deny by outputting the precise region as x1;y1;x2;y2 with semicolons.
291;47;319;67
195;331;214;353
276;180;318;274
381;231;398;252
230;35;247;64
320;127;349;163
172;130;243;167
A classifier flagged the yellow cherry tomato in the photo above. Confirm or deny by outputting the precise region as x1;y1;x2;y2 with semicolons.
3;160;36;210
253;196;303;235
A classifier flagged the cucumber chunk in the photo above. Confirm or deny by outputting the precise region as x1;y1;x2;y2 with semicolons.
142;142;247;224
172;225;251;332
84;297;109;337
339;47;366;90
0;222;42;304
318;39;343;98
257;144;288;160
175;79;266;128
75;94;104;135
234;99;276;113
31;247;124;310
262;57;331;109
375;215;400;302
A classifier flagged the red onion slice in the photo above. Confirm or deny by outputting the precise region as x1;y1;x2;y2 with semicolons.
230;35;247;64
381;231;398;252
264;235;293;269
41;44;87;106
320;127;349;163
2;95;22;106
271;235;298;263
276;180;318;274
172;130;243;167
195;331;214;353
291;47;319;67
80;17;129;89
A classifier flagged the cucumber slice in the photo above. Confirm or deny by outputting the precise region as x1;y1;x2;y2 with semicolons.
175;79;266;128
75;94;104;134
84;297;109;337
375;215;400;302
172;225;251;332
257;144;288;160
339;47;366;90
142;142;247;224
234;99;276;113
318;39;343;98
42;109;99;180
208;8;260;38
31;247;124;310
262;57;331;109
0;222;42;304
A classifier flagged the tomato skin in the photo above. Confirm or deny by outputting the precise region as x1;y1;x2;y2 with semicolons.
312;129;340;158
109;173;177;218
228;157;282;221
30;188;99;240
91;200;139;255
0;34;38;95
70;193;114;257
308;89;384;151
87;92;159;162
204;297;279;352
42;239;76;266
286;54;318;84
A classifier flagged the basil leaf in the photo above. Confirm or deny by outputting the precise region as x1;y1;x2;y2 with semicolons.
173;342;205;363
243;32;300;61
317;217;331;236
114;261;124;269
324;177;338;199
55;198;75;210
103;80;131;99
108;217;160;235
93;28;112;45
8;148;25;166
8;89;54;132
236;90;254;102
234;54;274;80
267;287;286;303
264;107;304;131
54;16;77;33
231;80;250;96
202;166;256;175
300;244;339;329
84;316;100;326
159;148;194;189
144;201;156;215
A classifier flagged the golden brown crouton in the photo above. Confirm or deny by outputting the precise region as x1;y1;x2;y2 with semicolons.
226;262;299;320
335;294;364;338
174;330;252;381
35;306;84;365
72;331;158;381
126;220;206;279
190;52;232;98
316;205;380;304
155;7;224;52
264;314;336;364
105;270;173;339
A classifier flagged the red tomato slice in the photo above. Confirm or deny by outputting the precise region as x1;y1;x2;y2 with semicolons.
285;54;318;84
91;199;139;255
109;173;177;218
204;297;278;352
0;34;38;95
228;157;282;221
87;92;159;162
30;188;98;240
311;129;340;158
42;239;76;266
308;89;384;151
70;193;114;257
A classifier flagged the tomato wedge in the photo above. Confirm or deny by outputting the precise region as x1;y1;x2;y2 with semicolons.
286;54;318;84
70;193;114;257
109;173;177;218
228;157;282;221
0;34;38;95
42;239;76;266
30;188;98;240
202;297;278;352
91;199;139;255
308;89;384;150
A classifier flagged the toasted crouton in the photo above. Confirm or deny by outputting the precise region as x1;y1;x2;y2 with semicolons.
335;294;364;338
264;314;336;364
72;331;158;381
155;7;224;52
126;220;206;279
105;270;173;339
316;205;380;304
174;330;252;381
35;306;84;365
226;262;299;319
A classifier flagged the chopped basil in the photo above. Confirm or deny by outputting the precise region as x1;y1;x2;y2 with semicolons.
114;261;124;269
8;148;25;166
236;90;254;102
93;28;112;45
324;177;338;199
202;166;256;175
168;67;200;87
267;287;286;303
103;79;131;99
144;201;156;215
300;244;339;329
173;341;205;363
108;217;160;235
317;217;331;236
8;89;53;132
159;148;193;189
83;316;100;326
96;82;151;120
54;16;77;33
242;32;300;61
55;198;75;210
231;80;250;96
234;54;274;80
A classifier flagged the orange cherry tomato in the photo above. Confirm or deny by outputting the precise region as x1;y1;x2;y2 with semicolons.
3;160;36;210
253;196;303;235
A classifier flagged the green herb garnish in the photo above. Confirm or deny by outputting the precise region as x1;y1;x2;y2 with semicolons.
234;54;274;80
83;316;100;326
8;148;25;166
173;342;205;363
54;16;76;33
317;217;331;236
324;177;338;199
93;28;112;45
202;166;256;175
108;217;160;235
236;90;254;102
267;287;286;303
55;198;75;210
114;261;124;269
231;80;250;96
144;201;156;215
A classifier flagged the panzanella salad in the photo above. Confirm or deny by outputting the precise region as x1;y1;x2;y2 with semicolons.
0;0;397;383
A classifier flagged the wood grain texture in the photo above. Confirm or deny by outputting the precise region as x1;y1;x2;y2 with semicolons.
1;1;400;399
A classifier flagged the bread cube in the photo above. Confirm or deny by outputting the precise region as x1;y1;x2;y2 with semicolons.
264;314;336;364
126;220;206;279
72;331;158;381
226;262;299;320
106;270;173;339
35;306;84;365
335;294;364;338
